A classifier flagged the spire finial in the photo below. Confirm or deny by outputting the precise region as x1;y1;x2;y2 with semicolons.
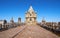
28;5;34;12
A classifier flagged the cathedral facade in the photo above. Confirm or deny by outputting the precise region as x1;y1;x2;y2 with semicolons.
25;6;37;25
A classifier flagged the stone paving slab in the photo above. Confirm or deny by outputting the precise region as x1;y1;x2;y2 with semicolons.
15;25;60;38
0;25;60;38
0;25;26;38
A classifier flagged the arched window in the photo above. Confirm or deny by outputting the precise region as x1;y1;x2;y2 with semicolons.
30;14;31;16
30;18;32;21
34;17;36;20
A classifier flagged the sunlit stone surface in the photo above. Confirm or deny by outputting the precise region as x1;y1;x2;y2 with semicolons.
25;6;37;25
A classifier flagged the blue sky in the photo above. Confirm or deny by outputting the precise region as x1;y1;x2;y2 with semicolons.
0;0;60;22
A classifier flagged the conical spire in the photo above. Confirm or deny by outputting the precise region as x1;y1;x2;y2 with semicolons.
10;17;14;23
28;6;34;12
11;17;13;21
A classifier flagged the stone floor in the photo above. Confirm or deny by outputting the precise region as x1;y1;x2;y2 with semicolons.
0;25;60;38
0;25;26;38
15;25;59;38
